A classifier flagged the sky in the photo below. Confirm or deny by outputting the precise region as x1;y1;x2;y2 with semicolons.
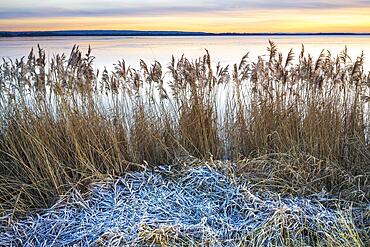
0;0;370;33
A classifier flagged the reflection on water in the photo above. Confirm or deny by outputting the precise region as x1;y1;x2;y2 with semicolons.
1;35;370;70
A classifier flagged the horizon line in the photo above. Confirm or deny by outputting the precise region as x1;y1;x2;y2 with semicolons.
1;30;370;37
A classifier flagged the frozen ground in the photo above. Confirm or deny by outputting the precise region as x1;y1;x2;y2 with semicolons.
0;164;368;246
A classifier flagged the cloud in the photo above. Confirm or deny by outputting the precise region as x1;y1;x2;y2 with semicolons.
217;0;370;10
0;6;217;19
1;0;370;19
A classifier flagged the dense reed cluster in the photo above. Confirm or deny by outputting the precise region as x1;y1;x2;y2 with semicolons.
0;42;369;222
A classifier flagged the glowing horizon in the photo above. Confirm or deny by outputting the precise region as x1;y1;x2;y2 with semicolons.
1;1;370;33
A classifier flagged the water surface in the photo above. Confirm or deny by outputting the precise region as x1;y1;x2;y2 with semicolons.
1;35;370;70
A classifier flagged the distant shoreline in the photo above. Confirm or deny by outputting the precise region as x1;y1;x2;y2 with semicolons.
1;30;370;37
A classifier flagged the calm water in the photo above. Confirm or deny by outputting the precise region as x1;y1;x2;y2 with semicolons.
1;35;370;70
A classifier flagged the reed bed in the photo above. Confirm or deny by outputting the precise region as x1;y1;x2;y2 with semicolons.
0;42;369;245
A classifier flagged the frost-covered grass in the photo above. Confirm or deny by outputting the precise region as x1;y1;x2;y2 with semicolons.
1;164;368;246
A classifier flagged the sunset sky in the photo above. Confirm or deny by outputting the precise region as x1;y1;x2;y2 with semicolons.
1;0;370;33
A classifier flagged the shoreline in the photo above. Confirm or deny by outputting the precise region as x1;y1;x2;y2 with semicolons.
1;30;370;37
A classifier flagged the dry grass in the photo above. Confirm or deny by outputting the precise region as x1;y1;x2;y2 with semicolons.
0;42;369;225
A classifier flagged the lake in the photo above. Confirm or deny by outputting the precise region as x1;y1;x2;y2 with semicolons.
1;35;370;70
